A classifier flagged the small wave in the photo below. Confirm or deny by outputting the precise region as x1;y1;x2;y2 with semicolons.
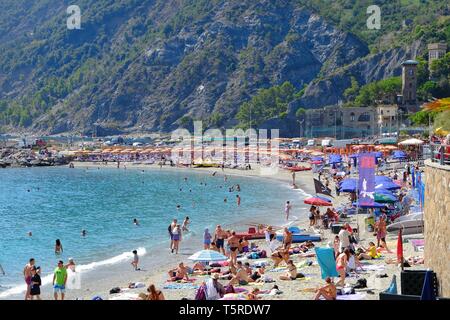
0;247;147;298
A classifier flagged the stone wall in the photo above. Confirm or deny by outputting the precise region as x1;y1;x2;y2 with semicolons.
424;159;450;297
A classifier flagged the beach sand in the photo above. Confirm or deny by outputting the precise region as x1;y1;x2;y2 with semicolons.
16;161;424;300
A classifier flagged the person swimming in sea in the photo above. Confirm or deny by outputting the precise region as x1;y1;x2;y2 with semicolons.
27;231;32;237
55;239;63;254
176;204;181;210
133;218;140;226
236;194;241;206
81;230;87;237
224;197;227;203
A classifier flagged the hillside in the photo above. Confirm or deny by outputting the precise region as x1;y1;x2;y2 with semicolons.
0;0;448;135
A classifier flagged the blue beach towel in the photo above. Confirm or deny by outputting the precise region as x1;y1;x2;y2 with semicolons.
163;283;199;290
315;247;338;279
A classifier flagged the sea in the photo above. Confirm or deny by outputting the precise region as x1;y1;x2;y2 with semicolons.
0;166;312;299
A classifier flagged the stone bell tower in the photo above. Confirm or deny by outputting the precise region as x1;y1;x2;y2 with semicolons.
401;60;418;106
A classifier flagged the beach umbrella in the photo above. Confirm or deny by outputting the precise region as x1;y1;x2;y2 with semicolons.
188;250;228;262
399;138;424;146
348;153;359;158
304;197;333;206
374;192;397;203
375;181;401;190
421;270;436;300
315;195;332;203
393;150;407;159
329;154;342;164
311;156;323;161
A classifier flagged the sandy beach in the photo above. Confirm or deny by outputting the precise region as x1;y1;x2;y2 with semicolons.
16;160;423;301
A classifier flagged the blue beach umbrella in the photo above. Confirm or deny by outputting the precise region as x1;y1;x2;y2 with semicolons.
312;156;324;162
393;150;407;159
188;250;228;262
329;154;342;164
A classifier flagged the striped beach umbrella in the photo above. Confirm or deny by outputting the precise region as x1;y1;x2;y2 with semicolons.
188;250;228;262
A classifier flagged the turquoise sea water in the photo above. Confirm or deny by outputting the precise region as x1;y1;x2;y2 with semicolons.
0;166;308;297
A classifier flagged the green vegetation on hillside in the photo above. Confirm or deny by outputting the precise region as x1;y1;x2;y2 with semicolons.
298;0;450;52
236;82;298;128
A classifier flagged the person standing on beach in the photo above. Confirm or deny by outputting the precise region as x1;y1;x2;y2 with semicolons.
336;249;350;287
375;216;390;251
55;239;63;254
168;219;177;253
214;225;227;255
227;231;240;265
203;228;212;249
309;206;316;226
23;258;35;300
52;260;67;300
282;228;293;250
29;266;42;300
236;194;241;206
338;225;350;252
292;171;296;187
172;224;182;254
131;250;140;270
285;201;292;221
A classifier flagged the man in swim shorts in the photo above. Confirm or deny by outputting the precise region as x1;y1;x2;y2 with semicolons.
23;258;35;300
214;225;226;255
53;260;67;300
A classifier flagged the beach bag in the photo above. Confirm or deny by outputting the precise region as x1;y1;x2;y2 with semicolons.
109;287;121;294
260;250;267;258
195;285;207;300
354;278;367;289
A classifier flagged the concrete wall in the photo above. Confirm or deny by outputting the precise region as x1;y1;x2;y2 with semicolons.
424;159;450;297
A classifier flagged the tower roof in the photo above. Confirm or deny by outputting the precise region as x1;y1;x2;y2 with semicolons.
402;60;419;66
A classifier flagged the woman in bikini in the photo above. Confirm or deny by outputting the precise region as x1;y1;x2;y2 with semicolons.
271;248;290;267
282;228;293;250
336;248;350;287
227;231;240;266
279;260;298;280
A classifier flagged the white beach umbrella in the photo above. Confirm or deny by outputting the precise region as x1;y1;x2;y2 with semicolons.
398;138;424;145
188;250;228;262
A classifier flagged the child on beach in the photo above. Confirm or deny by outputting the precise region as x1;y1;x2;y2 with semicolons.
131;250;140;271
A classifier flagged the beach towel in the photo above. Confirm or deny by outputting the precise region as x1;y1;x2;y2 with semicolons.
361;264;385;271
335;293;366;300
219;293;248;300
315;247;338;279
163;283;199;290
109;292;141;300
167;278;197;283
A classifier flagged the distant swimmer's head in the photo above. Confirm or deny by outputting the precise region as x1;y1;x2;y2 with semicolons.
185;216;189;220
29;258;35;265
56;239;61;246
27;231;32;237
